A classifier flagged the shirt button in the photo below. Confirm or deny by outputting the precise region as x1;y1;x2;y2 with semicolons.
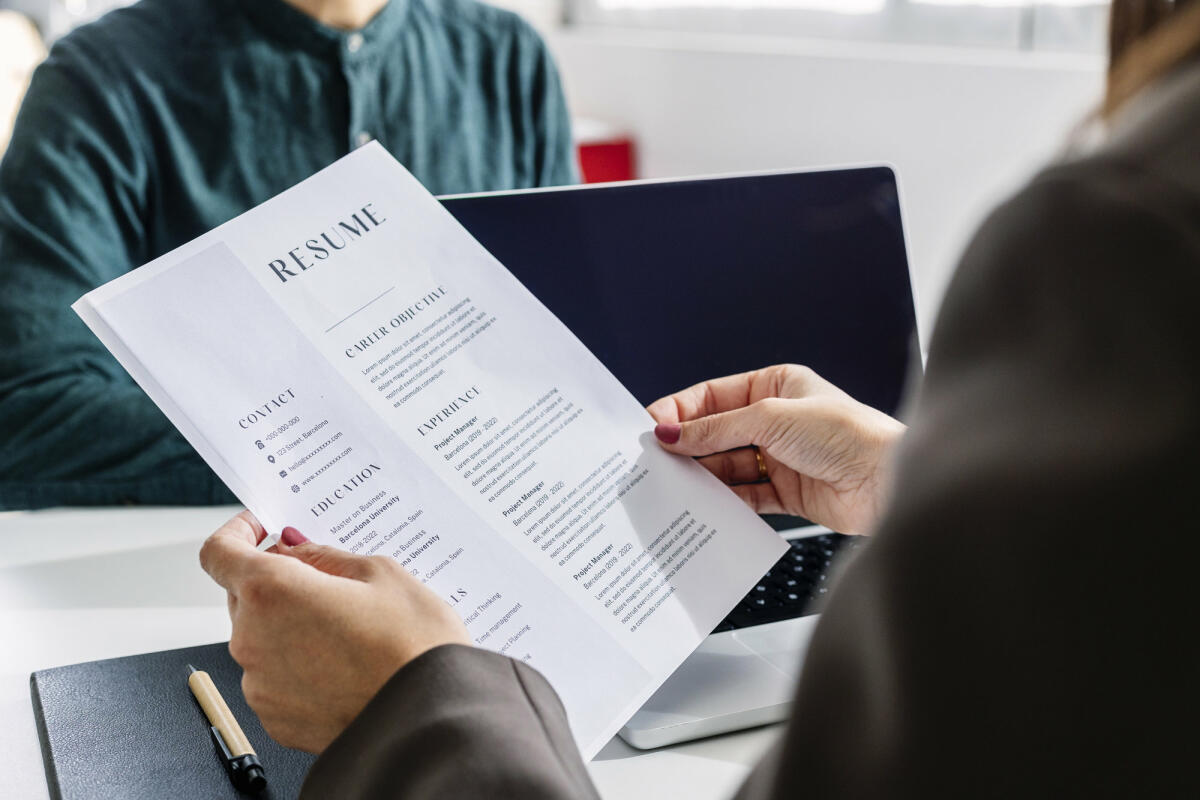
347;33;364;53
356;132;373;147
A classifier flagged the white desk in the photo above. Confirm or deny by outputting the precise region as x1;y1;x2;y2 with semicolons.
0;506;779;799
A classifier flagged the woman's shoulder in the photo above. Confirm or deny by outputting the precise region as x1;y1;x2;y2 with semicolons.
963;73;1200;298
961;164;1195;291
1096;60;1200;184
1033;61;1200;230
930;93;1200;364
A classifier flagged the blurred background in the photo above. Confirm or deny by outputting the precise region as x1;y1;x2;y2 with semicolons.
0;0;1107;338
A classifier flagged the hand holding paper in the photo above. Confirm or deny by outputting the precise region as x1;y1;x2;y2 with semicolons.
200;511;471;753
646;363;905;535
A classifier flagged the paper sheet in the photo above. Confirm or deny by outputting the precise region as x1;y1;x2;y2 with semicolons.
73;144;788;757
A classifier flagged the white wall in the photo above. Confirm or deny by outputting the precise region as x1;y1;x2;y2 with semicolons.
549;28;1106;338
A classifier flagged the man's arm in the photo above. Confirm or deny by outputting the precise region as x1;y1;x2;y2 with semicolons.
0;37;232;508
516;21;578;188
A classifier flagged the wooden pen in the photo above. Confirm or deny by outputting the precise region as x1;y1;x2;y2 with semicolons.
187;664;267;793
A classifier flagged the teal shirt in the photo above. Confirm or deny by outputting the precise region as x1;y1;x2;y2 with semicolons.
0;0;576;509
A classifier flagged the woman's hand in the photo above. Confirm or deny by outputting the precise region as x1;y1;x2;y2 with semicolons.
647;364;906;534
199;512;471;754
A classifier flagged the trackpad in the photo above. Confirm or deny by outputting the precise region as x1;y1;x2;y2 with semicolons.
620;622;816;748
635;634;792;722
733;615;820;678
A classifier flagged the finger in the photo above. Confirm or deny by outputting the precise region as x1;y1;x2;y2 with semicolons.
657;400;788;458
730;481;788;515
228;510;268;544
696;447;767;485
647;370;758;426
200;512;272;591
648;364;831;427
285;542;386;582
645;395;681;425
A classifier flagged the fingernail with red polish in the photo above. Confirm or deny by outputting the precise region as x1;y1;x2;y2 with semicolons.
281;526;309;546
654;423;682;445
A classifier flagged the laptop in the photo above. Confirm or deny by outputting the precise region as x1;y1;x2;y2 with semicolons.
440;165;919;749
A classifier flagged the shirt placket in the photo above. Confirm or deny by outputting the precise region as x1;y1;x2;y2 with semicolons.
341;31;376;151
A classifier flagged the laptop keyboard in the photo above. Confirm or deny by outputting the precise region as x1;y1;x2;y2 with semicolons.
712;532;862;633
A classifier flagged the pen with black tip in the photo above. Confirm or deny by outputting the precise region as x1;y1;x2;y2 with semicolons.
187;664;267;794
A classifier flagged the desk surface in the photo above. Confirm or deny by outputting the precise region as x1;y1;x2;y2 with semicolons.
0;506;779;800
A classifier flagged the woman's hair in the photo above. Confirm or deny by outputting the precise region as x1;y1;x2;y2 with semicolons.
1106;0;1200;115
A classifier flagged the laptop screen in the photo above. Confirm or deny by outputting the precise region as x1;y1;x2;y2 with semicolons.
441;168;918;423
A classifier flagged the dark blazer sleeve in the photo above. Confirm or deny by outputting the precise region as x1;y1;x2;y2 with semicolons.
304;159;1200;799
300;644;601;800
736;160;1200;797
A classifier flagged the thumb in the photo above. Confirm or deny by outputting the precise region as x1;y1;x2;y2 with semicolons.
654;400;781;457
285;537;380;582
200;511;272;591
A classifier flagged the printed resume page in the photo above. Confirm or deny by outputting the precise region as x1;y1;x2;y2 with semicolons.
74;143;788;757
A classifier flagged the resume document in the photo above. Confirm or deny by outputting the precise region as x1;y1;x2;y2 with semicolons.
74;144;787;757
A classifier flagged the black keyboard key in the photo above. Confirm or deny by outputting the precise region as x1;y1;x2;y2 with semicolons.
712;532;863;634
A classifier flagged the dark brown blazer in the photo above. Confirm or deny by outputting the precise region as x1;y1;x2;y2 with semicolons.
302;64;1200;799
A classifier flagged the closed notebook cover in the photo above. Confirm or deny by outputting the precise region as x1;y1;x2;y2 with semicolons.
30;642;315;800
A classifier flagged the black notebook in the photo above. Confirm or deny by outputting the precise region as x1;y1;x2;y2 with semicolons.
31;642;315;800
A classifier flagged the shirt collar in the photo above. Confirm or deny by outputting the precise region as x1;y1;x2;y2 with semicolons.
237;0;410;57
